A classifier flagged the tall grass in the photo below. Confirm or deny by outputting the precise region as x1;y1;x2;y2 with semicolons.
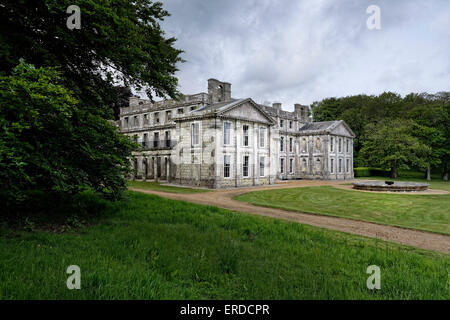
0;192;448;299
128;180;210;193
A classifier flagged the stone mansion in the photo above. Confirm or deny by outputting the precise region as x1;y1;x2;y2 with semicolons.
119;79;355;188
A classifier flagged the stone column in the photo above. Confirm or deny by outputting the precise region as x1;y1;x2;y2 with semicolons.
136;155;143;179
167;156;171;183
235;120;240;187
253;123;258;186
308;136;313;177
143;157;147;181
154;156;159;182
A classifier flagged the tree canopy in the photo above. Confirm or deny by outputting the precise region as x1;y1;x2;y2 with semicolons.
0;0;183;117
312;92;450;179
360;119;430;178
0;61;136;211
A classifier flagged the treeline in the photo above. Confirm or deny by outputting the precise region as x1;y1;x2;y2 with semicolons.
311;92;450;180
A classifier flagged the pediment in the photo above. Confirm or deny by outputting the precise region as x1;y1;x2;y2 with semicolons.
330;121;355;138
220;99;274;124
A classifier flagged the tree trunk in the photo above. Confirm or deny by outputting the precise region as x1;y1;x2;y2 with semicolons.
426;166;431;181
443;161;448;181
390;166;398;179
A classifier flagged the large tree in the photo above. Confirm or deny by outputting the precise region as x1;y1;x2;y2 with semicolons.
0;1;183;114
406;94;448;180
0;61;136;212
0;1;183;213
360;119;430;178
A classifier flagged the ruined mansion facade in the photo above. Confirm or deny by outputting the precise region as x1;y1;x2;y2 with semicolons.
119;79;355;188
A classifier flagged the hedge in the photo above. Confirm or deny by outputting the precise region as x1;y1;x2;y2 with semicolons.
354;167;390;177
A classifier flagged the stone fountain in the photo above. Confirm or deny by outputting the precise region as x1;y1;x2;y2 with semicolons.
352;181;429;192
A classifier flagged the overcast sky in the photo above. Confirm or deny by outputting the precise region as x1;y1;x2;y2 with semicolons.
157;0;450;110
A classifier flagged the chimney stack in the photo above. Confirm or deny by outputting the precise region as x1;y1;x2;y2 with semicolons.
294;103;309;121
129;96;140;107
272;102;282;110
208;78;232;103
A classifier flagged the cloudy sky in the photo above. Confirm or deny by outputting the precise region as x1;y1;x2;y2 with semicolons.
158;0;450;110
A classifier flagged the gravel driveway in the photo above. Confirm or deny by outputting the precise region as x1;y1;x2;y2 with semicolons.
130;180;450;254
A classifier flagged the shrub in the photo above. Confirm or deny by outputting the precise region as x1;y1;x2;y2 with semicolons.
354;167;371;177
369;168;390;177
354;167;390;177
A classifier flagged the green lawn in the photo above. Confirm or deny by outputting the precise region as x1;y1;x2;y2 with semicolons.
235;187;450;235
0;191;448;299
128;180;210;194
357;176;450;191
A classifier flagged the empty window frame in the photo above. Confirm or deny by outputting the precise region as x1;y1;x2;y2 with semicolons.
191;123;200;146
142;133;148;147
165;131;170;147
223;121;231;145
243;125;249;147
153;132;159;148
259;156;265;177
224;155;231;178
259;127;266;148
243;155;249;177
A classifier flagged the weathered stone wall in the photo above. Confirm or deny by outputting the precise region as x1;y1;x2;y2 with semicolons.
171;118;218;187
214;118;273;188
122;79;355;188
326;134;354;180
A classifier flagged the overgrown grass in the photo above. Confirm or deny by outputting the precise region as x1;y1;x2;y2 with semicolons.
0;191;448;299
235;187;450;235
0;189;112;232
357;176;450;191
128;180;210;193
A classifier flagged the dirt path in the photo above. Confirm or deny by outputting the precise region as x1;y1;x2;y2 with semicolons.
130;180;450;254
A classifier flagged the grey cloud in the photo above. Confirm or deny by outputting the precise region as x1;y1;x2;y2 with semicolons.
158;0;450;109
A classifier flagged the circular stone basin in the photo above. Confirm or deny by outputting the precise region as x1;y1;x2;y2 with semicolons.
352;181;429;192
